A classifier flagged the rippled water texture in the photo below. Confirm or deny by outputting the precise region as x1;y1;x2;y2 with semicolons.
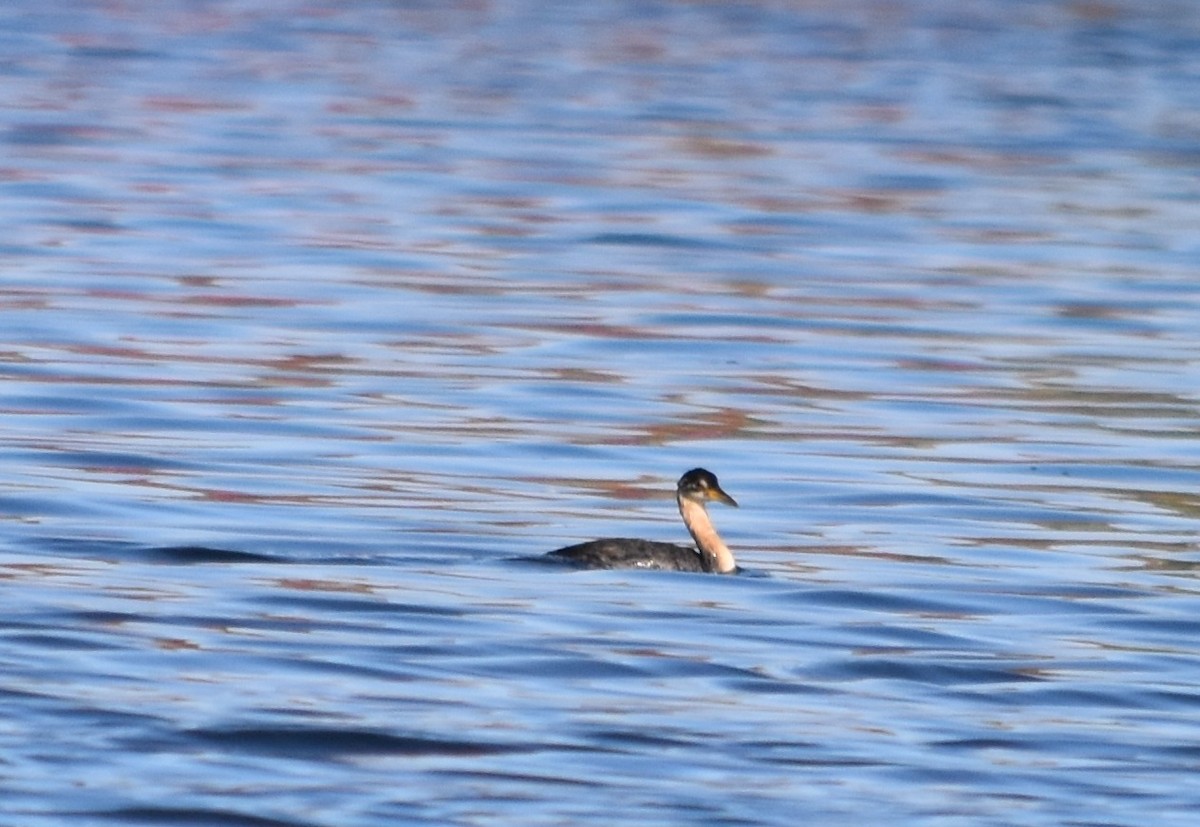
3;1;1200;825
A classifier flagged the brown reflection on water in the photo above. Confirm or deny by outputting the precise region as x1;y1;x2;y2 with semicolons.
520;473;666;504
626;406;764;446
1125;490;1200;521
988;386;1198;420
273;577;378;595
1132;551;1200;574
675;136;774;160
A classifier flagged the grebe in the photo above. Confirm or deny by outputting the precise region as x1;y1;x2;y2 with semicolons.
546;468;739;573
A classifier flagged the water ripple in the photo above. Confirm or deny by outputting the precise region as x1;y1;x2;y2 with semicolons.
3;1;1200;825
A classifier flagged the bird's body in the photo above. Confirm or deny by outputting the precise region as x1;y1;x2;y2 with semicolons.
546;468;739;574
546;538;712;572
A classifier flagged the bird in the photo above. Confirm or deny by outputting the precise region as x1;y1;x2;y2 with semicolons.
545;468;739;573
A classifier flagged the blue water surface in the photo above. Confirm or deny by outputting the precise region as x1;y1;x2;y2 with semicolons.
3;1;1200;825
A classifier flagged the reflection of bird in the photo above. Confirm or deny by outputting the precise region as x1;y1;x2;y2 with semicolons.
546;468;739;573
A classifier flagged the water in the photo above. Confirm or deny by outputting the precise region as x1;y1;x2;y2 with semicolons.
3;1;1200;824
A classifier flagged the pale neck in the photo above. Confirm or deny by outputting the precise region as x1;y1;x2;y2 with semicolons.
677;495;736;573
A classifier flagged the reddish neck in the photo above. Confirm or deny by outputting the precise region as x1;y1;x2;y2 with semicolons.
677;495;736;573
